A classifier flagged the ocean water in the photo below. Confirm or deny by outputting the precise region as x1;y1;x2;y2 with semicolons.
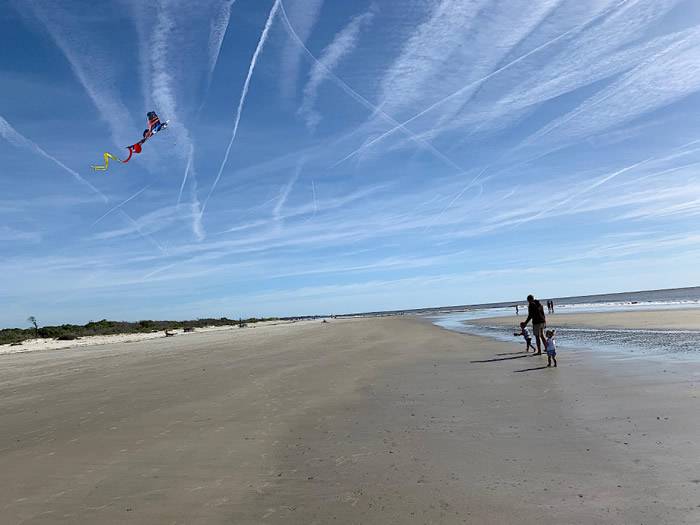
421;286;700;317
428;287;700;358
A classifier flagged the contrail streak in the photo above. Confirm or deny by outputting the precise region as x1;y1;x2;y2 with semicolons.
311;180;317;213
92;185;151;226
141;260;180;281
279;1;470;176
299;178;318;226
521;31;695;148
0;115;106;200
178;144;194;205
196;0;238;116
581;157;654;193
333;0;632;166
116;210;167;254
21;1;133;147
147;0;204;240
207;1;237;92
274;157;304;220
280;5;500;229
423;167;488;232
0;114;165;254
201;0;281;216
508;156;654;227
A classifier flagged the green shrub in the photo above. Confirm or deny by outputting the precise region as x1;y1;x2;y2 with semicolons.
0;315;276;346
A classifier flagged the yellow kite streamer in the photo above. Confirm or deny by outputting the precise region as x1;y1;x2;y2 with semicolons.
91;152;121;171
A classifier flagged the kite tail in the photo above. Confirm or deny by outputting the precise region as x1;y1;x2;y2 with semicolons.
91;152;121;171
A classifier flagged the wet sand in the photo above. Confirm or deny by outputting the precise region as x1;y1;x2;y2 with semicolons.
0;317;698;524
471;308;700;330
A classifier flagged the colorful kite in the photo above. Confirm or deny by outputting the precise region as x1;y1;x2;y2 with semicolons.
91;111;168;171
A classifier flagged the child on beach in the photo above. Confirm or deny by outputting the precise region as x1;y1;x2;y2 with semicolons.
514;322;535;352
544;329;557;367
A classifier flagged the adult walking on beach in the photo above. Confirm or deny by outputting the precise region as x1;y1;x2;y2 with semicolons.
524;294;546;355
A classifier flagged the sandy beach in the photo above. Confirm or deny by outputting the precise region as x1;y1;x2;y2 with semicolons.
0;320;319;355
1;316;698;524
470;308;700;330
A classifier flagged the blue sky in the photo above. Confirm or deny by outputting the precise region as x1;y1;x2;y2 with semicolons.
2;0;700;327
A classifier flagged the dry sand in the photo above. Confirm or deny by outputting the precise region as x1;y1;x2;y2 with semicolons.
470;308;700;330
0;319;318;355
0;317;698;524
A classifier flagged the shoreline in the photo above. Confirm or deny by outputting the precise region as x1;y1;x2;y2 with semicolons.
466;308;700;330
434;309;700;361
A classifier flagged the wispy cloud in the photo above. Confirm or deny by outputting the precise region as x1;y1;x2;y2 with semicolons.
178;145;204;241
311;180;317;213
423;167;487;232
418;0;684;144
178;144;195;205
522;27;700;149
334;0;632;165
0;114;106;200
18;0;134;146
486;157;655;229
204;0;237;102
469;158;700;233
0;194;102;214
92;185;151;226
273;157;304;221
280;2;477;182
0;114;168;253
298;7;374;131
91;205;182;241
550;232;700;265
131;0;206;240
279;0;325;101
188;172;205;241
0;226;41;243
224;183;387;233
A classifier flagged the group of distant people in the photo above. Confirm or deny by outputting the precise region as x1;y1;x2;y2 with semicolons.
514;294;557;367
